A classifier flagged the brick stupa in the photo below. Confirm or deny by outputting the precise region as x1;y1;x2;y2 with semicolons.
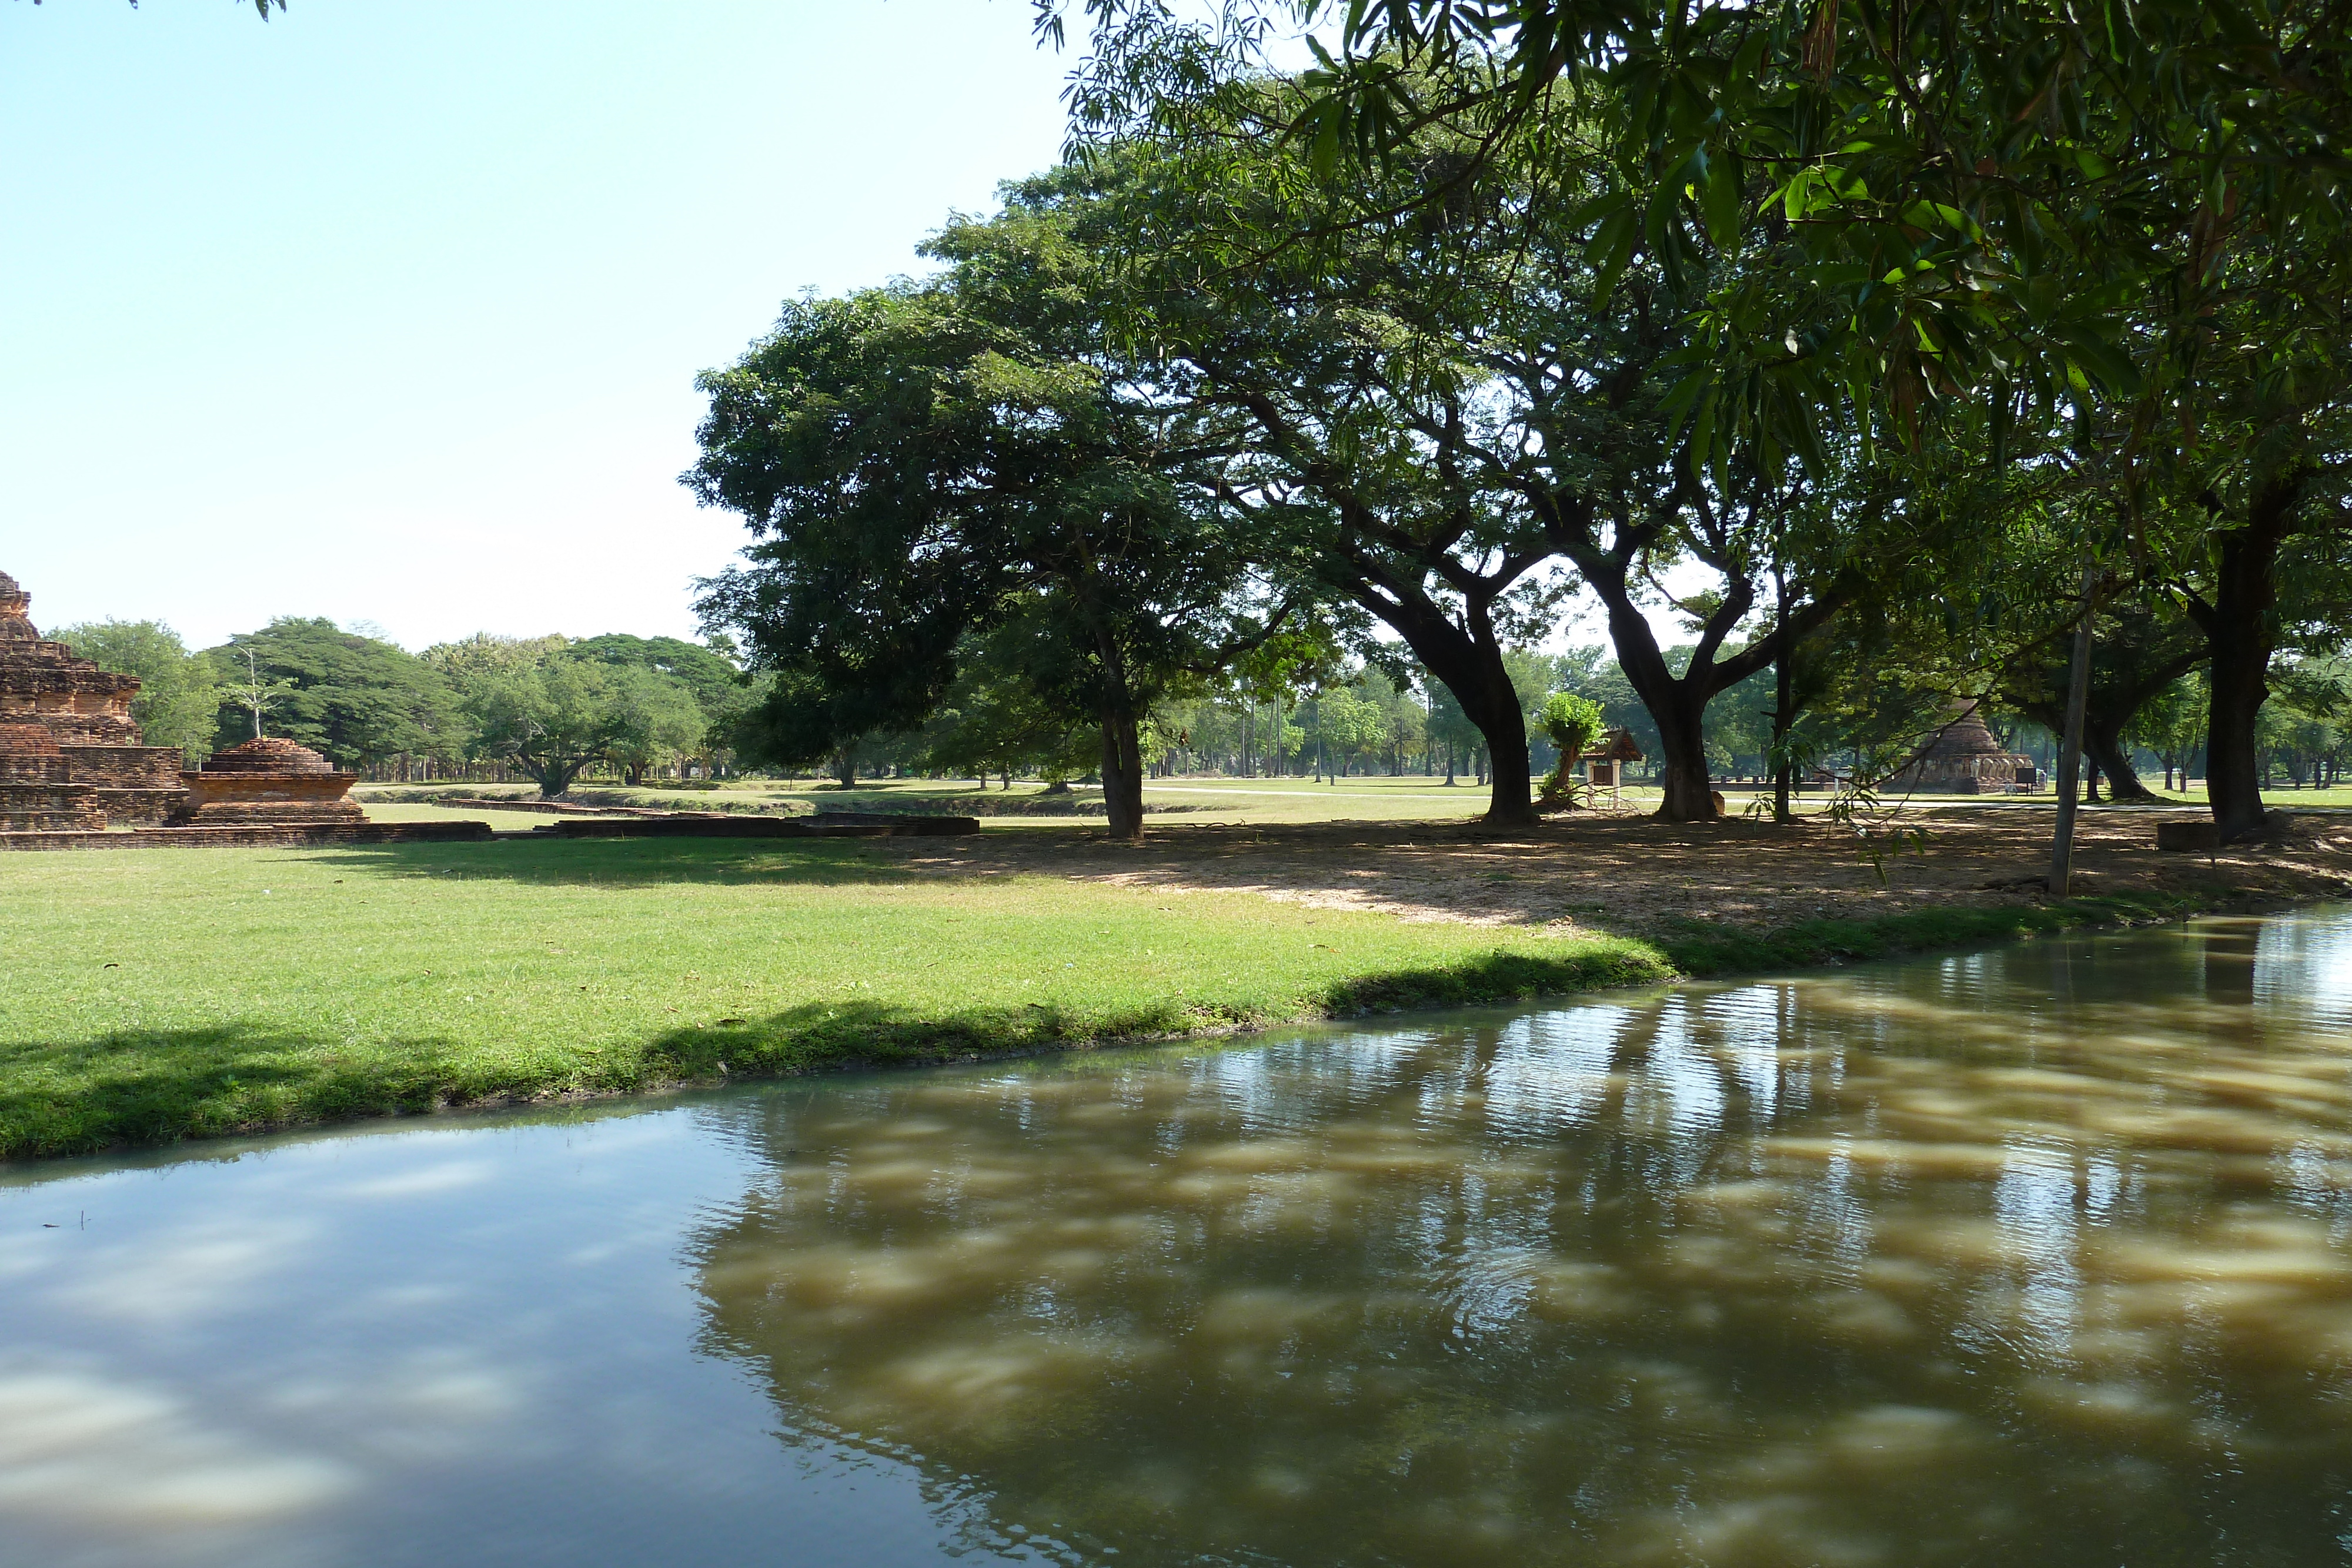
173;735;364;826
0;569;190;828
1884;701;2037;794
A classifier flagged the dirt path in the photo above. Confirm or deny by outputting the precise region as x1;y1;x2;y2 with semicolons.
900;805;2352;938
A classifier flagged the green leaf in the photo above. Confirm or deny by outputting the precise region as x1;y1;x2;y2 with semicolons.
2059;326;2140;394
1699;147;1744;246
1586;206;1638;302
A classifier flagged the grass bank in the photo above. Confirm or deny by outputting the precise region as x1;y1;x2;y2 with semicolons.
1651;891;2212;976
0;836;2247;1159
0;837;1667;1159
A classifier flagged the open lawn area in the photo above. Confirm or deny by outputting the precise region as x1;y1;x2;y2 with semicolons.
8;804;2349;1159
358;773;2352;829
1;835;1673;1159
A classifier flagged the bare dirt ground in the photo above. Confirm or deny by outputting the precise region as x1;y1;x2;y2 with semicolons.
900;804;2352;938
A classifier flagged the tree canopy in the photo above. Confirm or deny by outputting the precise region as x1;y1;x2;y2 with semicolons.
207;618;457;768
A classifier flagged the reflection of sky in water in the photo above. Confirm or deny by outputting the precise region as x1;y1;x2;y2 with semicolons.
0;1117;1017;1568
9;908;2352;1567
2257;910;2352;1023
1993;1143;2082;1358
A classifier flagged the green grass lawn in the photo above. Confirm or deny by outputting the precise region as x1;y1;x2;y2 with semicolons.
363;774;2352;830
0;836;1671;1158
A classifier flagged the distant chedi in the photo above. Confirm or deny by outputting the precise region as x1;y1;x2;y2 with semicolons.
0;566;368;835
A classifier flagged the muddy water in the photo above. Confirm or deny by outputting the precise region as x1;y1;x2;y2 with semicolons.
8;914;2352;1566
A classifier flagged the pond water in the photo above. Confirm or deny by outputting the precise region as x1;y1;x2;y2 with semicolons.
7;911;2352;1567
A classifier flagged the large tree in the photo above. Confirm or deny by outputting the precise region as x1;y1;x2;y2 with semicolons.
689;281;1291;841
1053;116;1878;819
207;618;457;768
1049;0;2352;835
456;655;637;798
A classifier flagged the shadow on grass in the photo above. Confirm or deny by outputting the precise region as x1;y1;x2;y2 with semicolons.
308;836;941;891
0;1021;473;1162
1651;890;2206;977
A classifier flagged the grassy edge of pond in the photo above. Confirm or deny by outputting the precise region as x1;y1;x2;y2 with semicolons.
0;838;2250;1162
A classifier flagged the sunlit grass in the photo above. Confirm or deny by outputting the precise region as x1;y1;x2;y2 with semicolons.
0;837;1668;1157
365;774;2345;830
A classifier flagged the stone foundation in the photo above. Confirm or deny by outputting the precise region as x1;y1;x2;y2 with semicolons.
172;735;364;825
0;722;107;830
0;821;495;852
0;569;194;817
87;787;189;827
0;783;106;832
60;744;187;788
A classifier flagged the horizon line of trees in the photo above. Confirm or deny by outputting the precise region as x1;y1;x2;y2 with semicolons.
48;607;2352;803
48;616;763;797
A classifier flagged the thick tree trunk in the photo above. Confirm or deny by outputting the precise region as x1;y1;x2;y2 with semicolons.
1772;567;1796;825
2083;719;2159;802
526;756;580;800
1597;589;1720;821
2205;609;2273;839
2191;485;2298;841
1098;711;1145;842
1648;690;1717;821
1571;548;1846;823
1341;587;1534;825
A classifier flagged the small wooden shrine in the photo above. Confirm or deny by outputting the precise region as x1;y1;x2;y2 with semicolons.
1585;728;1645;801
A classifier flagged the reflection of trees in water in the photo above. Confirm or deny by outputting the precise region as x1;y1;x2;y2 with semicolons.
684;914;2352;1567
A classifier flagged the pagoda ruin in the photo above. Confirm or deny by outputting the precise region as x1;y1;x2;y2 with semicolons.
173;735;364;825
1883;701;2038;794
0;569;188;828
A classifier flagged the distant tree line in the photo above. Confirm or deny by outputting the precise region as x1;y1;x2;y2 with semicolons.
48;610;2352;805
48;617;769;798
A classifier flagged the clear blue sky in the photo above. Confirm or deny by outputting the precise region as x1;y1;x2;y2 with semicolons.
2;0;1073;651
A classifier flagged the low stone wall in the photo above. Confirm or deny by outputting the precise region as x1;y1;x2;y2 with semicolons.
0;821;494;852
0;781;105;832
89;787;188;827
59;744;185;788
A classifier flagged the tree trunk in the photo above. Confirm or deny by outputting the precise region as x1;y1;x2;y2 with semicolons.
2203;572;2277;840
2192;486;2298;841
1649;690;1716;821
1772;566;1796;825
526;756;580;800
2050;564;2095;896
2083;718;2159;802
1338;586;1533;824
1572;549;1846;823
1098;711;1145;842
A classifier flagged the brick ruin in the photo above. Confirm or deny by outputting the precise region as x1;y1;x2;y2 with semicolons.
173;734;365;825
1884;701;2039;794
0;569;188;828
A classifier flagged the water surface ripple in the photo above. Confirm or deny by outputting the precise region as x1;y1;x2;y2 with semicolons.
7;910;2352;1566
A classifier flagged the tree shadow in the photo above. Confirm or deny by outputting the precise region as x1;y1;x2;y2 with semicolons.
306;835;941;891
0;1020;475;1161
